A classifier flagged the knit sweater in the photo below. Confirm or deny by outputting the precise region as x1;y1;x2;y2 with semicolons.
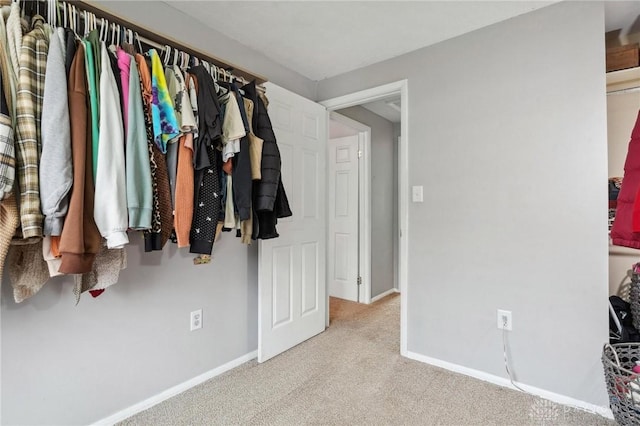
174;72;197;248
174;133;194;247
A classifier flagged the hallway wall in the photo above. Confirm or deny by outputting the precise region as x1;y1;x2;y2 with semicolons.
337;106;396;299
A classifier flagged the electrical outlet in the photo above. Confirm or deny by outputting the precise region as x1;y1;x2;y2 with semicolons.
190;309;203;331
497;309;512;331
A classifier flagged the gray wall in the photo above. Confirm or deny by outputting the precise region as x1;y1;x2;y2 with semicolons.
337;106;396;299
2;2;313;424
92;1;316;100
1;238;258;425
0;1;611;423
319;1;608;406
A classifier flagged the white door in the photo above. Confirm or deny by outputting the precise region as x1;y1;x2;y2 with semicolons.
328;136;359;302
258;82;327;363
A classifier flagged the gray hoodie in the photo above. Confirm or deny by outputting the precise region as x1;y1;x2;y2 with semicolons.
39;28;72;236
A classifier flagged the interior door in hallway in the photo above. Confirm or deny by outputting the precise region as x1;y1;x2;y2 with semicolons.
328;135;359;302
258;82;327;363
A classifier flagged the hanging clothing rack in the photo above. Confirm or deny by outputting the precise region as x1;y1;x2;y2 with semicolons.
0;0;267;86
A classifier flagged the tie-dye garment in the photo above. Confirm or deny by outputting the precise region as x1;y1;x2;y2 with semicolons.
149;49;179;153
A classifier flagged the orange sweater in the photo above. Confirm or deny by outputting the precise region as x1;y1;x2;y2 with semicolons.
174;133;194;247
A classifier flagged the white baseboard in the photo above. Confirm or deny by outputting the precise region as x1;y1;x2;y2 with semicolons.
93;350;258;426
371;288;399;303
405;351;613;420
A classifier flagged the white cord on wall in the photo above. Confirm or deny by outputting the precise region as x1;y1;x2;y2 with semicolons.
502;328;530;394
501;327;600;415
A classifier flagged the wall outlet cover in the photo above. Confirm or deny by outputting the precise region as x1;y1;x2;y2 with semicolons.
190;309;203;331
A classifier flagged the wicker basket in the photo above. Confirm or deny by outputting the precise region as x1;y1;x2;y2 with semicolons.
630;273;640;331
602;343;640;425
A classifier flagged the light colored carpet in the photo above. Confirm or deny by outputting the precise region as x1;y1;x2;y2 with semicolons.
120;294;614;426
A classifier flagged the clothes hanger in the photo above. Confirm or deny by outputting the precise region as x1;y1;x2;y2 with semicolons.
47;0;55;27
53;0;59;27
184;53;191;70
81;9;87;36
109;23;116;46
172;49;179;67
69;3;76;34
134;31;143;54
73;4;79;36
99;18;107;42
212;65;226;94
162;44;171;65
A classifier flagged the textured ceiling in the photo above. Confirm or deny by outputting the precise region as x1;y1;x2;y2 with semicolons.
164;1;557;81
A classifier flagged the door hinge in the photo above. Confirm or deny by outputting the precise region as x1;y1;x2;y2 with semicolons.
358;150;363;158
357;276;362;286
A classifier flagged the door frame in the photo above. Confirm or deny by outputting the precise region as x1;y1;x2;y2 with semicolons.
328;112;372;304
320;79;409;357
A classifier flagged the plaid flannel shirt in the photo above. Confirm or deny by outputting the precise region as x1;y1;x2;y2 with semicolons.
0;113;14;200
15;16;50;239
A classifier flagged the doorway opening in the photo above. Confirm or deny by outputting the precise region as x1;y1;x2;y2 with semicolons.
327;112;371;304
320;80;408;356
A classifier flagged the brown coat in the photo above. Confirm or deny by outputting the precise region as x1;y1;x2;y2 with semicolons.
58;43;101;274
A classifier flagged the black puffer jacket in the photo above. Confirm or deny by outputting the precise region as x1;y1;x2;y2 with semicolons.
243;81;292;239
243;82;280;212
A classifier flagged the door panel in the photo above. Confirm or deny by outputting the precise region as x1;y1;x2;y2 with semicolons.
302;151;318;218
258;82;327;363
301;241;318;316
328;135;359;302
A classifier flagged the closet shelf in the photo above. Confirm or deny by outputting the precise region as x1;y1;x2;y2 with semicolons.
609;240;640;256
607;66;640;92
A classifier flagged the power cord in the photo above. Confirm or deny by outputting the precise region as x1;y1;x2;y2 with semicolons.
501;328;605;417
502;328;530;394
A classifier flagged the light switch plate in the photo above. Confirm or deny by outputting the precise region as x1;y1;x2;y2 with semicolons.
412;186;424;202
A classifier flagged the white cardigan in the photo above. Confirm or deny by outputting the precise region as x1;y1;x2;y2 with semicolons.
94;42;129;249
